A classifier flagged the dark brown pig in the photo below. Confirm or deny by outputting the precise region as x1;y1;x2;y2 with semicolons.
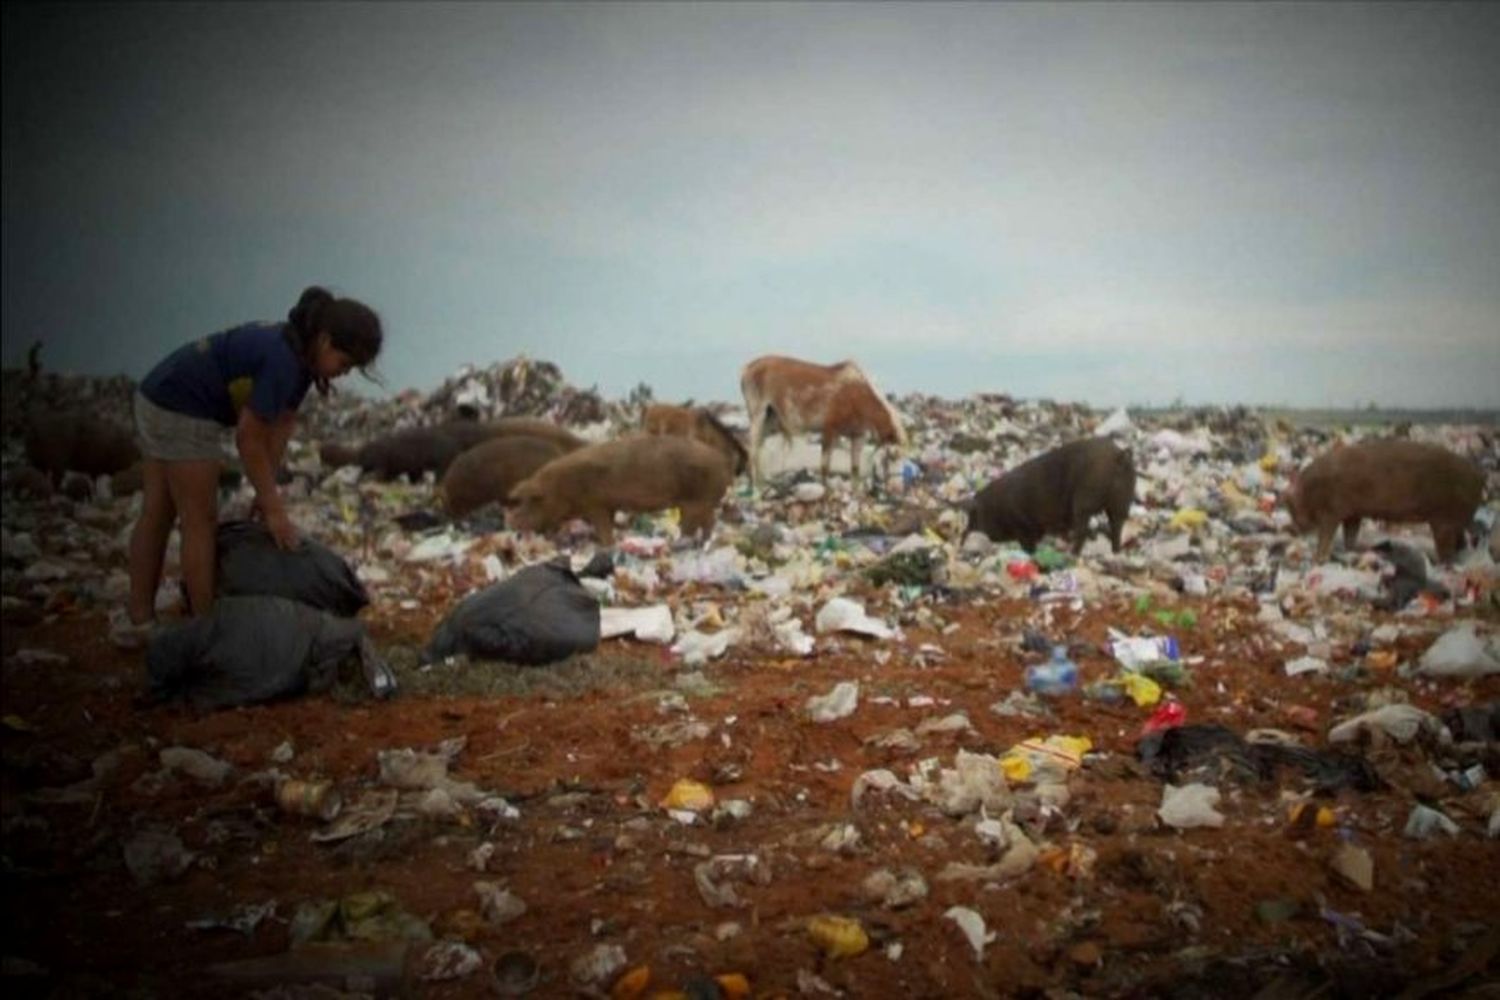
319;442;359;468
24;410;141;487
353;427;467;482
506;434;732;545
642;403;748;477
965;437;1135;554
1284;439;1483;563
334;419;585;483
438;435;571;518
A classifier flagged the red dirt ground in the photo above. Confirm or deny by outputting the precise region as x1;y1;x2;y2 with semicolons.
3;574;1497;998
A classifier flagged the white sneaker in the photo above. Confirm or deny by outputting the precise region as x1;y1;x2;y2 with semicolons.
108;611;156;651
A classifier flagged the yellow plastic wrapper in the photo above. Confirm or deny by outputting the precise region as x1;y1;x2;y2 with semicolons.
1169;508;1209;532
1259;449;1279;471
2;714;37;733
1000;755;1032;784
611;966;651;1000
1120;673;1162;707
1289;802;1336;829
1000;735;1092;785
660;779;715;812
808;914;869;959
715;973;751;999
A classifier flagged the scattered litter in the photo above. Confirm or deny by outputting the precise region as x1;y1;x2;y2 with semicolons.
1417;623;1500;678
159;746;232;787
1403;804;1460;840
599;605;675;643
1159;783;1226;829
186;901;276;935
418;941;484;982
807;915;869;959
1330;843;1374;892
570;944;627;987
814;598;895;639
806;681;860;722
474;882;527;925
943;906;995;961
123;828;194;887
661;778;716;812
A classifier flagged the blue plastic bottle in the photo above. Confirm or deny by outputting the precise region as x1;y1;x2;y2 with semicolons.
1026;645;1079;696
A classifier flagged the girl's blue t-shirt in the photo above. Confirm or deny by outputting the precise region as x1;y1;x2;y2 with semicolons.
141;322;313;426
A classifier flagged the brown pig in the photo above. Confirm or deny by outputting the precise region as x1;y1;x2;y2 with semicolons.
438;435;572;518
965;437;1136;554
642;403;748;477
448;416;587;454
24;409;141;487
506;434;732;545
1284;439;1483;563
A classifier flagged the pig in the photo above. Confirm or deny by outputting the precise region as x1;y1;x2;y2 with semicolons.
1284;439;1483;563
327;418;586;483
451;416;586;454
506;434;733;545
437;435;572;518
351;426;468;482
964;437;1136;554
319;441;359;469
24;409;141;487
642;403;749;477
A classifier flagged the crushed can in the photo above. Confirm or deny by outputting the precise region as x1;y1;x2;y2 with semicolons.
276;779;343;822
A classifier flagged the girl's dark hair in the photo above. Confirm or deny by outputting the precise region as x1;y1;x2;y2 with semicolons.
286;286;384;394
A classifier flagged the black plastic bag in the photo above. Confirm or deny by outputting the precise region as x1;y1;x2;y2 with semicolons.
146;595;393;710
421;563;600;666
216;520;369;617
1443;702;1499;743
1138;724;1380;792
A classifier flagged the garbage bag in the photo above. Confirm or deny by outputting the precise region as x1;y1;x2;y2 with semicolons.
1138;724;1379;792
421;563;600;666
1443;702;1500;743
216;520;369;617
146;595;386;710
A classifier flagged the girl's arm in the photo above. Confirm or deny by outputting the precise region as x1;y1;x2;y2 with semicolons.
237;407;298;548
268;410;297;469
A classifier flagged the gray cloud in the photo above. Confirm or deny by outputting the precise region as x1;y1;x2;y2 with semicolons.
4;2;1497;408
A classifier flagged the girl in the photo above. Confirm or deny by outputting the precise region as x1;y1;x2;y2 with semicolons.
117;286;382;646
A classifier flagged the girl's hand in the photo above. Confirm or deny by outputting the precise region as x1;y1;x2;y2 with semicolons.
266;507;300;550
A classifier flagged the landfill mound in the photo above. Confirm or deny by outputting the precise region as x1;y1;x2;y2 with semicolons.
2;357;1499;997
295;355;646;443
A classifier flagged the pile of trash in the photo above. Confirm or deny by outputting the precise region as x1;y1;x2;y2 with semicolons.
2;355;1499;996
296;355;644;443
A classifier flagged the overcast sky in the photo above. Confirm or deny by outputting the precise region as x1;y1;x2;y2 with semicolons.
4;2;1498;409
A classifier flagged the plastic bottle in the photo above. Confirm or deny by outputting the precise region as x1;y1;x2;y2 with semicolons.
1026;646;1078;696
